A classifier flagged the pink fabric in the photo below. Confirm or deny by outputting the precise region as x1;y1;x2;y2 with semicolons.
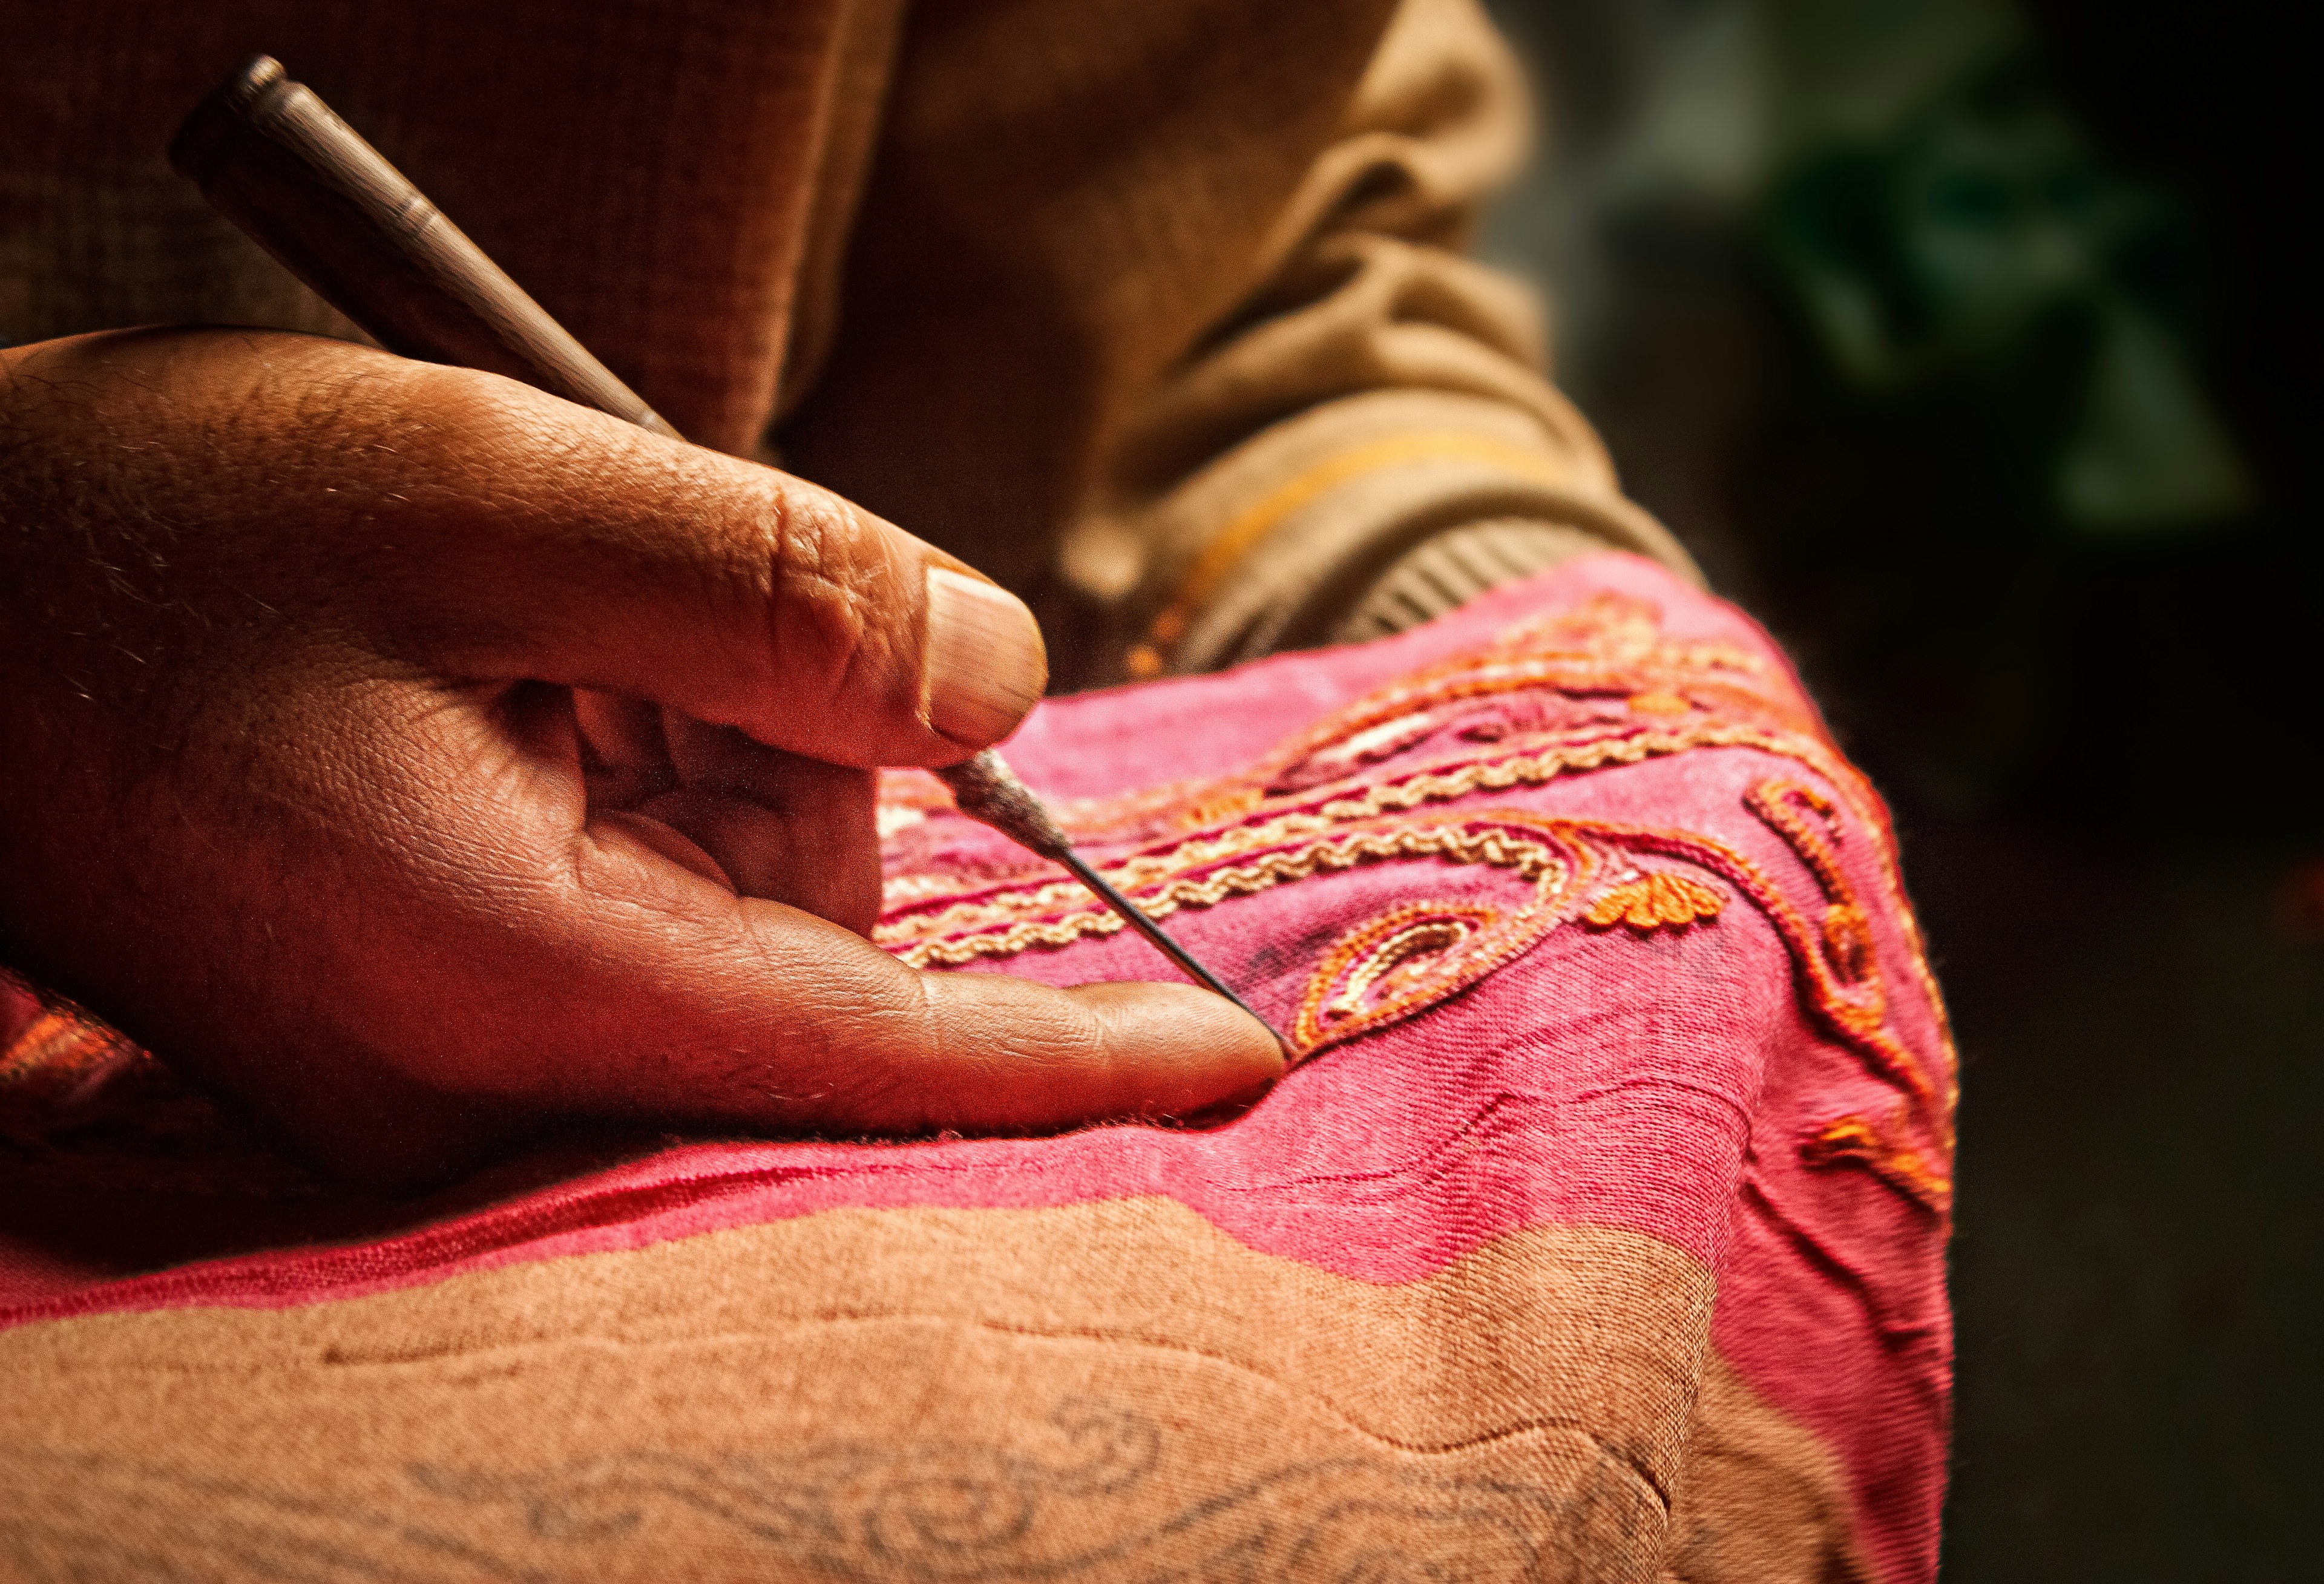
0;555;1953;1580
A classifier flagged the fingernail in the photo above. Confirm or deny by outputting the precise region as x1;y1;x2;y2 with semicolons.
922;566;1047;745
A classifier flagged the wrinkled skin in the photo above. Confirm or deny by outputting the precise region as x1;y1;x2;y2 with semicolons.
0;329;1280;1182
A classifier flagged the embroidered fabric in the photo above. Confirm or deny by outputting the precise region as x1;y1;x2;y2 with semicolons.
876;561;1955;1204
0;554;1954;1582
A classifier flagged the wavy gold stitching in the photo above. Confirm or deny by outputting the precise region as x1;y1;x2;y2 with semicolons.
884;818;1581;970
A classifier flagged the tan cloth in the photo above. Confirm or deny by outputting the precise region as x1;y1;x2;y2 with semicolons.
0;1203;1865;1582
1;0;1692;682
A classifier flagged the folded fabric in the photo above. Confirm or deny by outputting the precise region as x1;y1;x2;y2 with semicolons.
0;554;1953;1583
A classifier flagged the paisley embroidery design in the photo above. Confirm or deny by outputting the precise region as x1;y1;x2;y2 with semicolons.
1281;816;1627;1053
1747;780;1879;999
1298;902;1514;1052
1747;777;1954;1211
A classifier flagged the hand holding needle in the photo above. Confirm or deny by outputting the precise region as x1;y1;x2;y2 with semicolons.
170;55;1284;1050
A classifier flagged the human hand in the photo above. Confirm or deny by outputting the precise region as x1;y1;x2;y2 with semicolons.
0;329;1280;1180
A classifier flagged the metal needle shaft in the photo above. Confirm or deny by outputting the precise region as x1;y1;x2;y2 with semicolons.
1053;849;1280;1037
936;752;1283;1048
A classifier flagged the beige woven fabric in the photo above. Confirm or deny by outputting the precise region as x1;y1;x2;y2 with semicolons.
0;1201;1865;1582
1;0;1694;680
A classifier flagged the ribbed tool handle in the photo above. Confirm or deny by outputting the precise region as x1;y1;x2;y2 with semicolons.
169;55;681;439
934;752;1074;861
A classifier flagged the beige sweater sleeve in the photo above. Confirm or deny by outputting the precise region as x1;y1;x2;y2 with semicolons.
781;0;1695;688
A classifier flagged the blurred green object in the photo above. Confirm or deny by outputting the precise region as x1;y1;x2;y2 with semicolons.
1766;64;2251;531
1485;0;2279;812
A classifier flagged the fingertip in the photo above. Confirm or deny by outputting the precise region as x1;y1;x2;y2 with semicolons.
1066;980;1287;1117
922;565;1047;748
893;972;1282;1134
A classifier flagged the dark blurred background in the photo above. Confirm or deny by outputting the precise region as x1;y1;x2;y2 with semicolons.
1480;0;2319;1576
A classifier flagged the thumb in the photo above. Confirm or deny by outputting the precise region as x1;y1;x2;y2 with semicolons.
342;356;1048;766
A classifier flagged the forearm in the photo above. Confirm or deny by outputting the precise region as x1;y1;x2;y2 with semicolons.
780;0;1695;689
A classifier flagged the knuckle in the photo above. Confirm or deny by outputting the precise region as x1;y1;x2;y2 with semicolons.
764;486;905;709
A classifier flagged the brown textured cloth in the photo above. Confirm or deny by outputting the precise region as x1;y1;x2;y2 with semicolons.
2;0;1693;683
0;1206;1866;1582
